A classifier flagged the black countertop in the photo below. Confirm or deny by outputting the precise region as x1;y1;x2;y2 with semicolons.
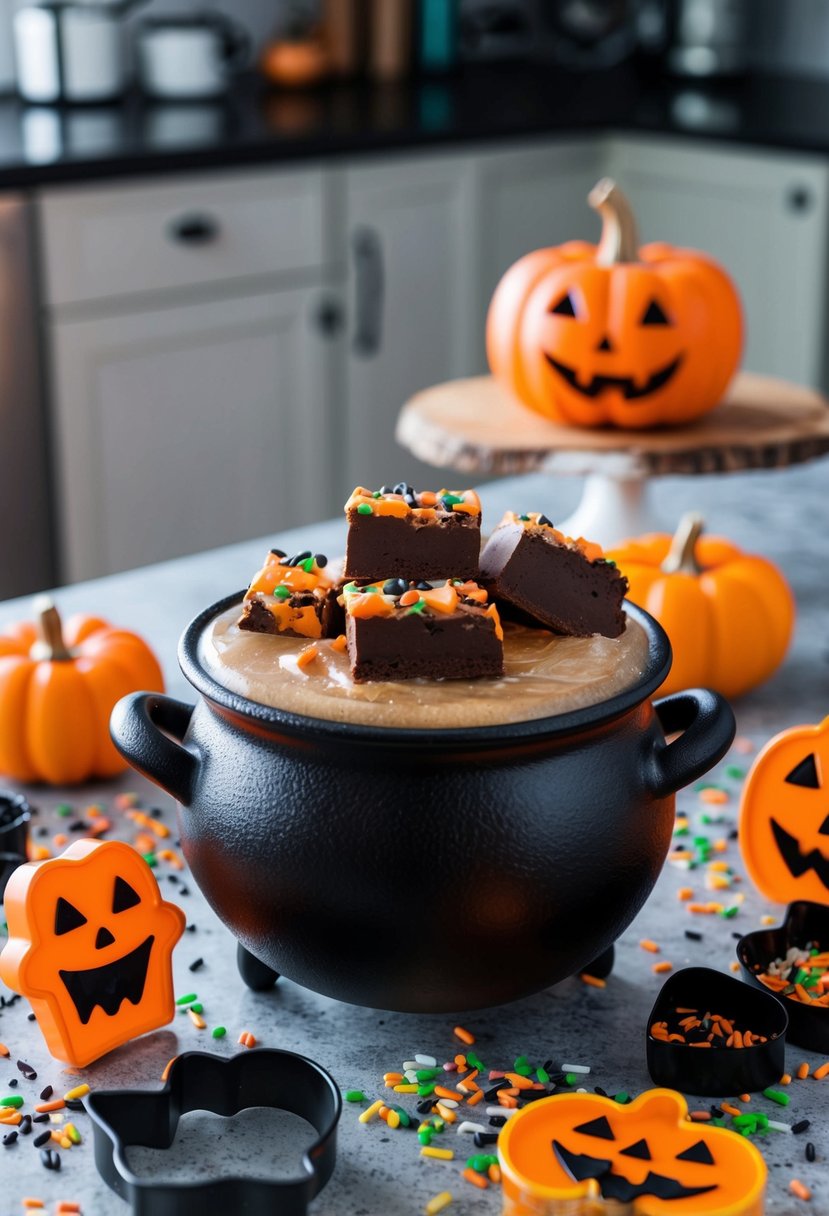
2;61;829;191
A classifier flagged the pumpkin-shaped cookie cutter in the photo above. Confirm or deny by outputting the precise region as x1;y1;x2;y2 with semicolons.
646;967;787;1097
738;900;829;1054
86;1049;341;1216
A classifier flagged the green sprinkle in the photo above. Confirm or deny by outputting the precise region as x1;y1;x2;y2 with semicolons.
755;1113;769;1130
418;1083;436;1096
442;494;463;506
143;853;157;867
342;581;359;594
418;1129;433;1146
357;503;373;515
722;906;740;919
732;1114;756;1128
470;1154;490;1172
56;803;74;817
189;1002;204;1014
0;1096;23;1108
674;825;690;836
345;1090;366;1103
565;1073;578;1086
519;514;530;521
466;1052;484;1071
603;558;616;567
66;1125;82;1144
392;1106;410;1128
416;1069;439;1081
763;1088;789;1107
273;584;291;600
536;1067;550;1084
372;491;382;498
432;1118;445;1133
211;1026;226;1039
514;1056;533;1076
175;993;198;1005
406;599;427;614
613;1091;629;1104
301;557;315;573
725;765;745;779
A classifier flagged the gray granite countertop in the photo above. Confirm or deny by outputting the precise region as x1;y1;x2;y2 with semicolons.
0;466;827;1216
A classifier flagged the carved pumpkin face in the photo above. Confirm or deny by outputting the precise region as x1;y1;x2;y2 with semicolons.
740;716;829;905
498;1089;766;1215
486;181;743;430
0;840;185;1067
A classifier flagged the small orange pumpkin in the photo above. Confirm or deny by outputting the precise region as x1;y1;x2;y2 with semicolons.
486;178;743;429
0;598;164;785
740;716;829;905
608;513;794;699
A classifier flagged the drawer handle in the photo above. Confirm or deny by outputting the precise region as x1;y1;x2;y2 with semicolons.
168;214;220;246
352;226;384;357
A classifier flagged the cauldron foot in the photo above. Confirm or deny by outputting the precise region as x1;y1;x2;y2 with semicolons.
237;942;281;991
584;943;614;979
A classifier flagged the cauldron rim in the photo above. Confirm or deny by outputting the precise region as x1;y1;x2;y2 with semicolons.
179;593;671;748
179;593;672;747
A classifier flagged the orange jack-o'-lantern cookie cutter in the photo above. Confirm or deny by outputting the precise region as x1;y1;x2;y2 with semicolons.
498;1088;766;1216
739;715;829;905
0;839;185;1067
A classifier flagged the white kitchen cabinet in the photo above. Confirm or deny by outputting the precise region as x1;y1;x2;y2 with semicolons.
608;137;829;387
49;286;340;583
340;151;479;498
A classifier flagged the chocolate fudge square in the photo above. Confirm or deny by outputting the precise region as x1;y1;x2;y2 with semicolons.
343;483;481;581
342;578;503;682
479;513;628;639
238;547;343;639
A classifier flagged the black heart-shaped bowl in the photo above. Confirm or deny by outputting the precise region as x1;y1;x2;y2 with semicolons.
737;901;829;1054
647;967;788;1096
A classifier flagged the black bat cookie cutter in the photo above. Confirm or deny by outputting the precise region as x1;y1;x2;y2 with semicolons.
86;1048;342;1216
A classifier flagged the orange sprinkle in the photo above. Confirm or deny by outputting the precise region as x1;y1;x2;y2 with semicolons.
497;1094;518;1109
713;839;729;853
29;844;52;861
453;1055;467;1070
504;1074;535;1090
331;634;347;653
467;1089;484;1107
236;1031;257;1048
780;1075;792;1086
161;1057;177;1082
453;1026;475;1046
0;1111;21;1125
399;590;421;607
580;973;606;988
689;1110;712;1121
761;915;777;926
739;1094;751;1103
699;788;729;805
87;817;113;837
52;834;68;849
789;1179;812;1202
435;1103;456;1124
35;1100;65;1114
677;887;694;901
733;736;754;753
56;1205;82;1213
640;939;660;953
188;1008;206;1030
0;1043;8;1058
652;961;673;974
488;1163;501;1183
729;961;741;973
22;1202;45;1210
435;1086;464;1102
462;1167;489;1191
721;1102;742;1117
156;848;184;869
134;832;156;855
297;643;320;670
687;904;715;914
797;1062;810;1080
115;792;139;810
813;1061;829;1080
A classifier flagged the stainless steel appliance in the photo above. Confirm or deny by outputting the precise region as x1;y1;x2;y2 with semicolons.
0;198;54;597
13;0;149;105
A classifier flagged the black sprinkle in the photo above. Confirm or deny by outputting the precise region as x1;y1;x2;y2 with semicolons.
415;581;433;590
178;886;189;896
518;1089;550;1103
792;1120;811;1135
186;924;197;933
7;1079;17;1088
488;1116;507;1128
68;819;87;832
167;874;179;883
36;826;49;837
2;1131;17;1146
314;554;328;568
32;1114;49;1124
65;1099;85;1113
188;958;204;973
710;1106;724;1119
728;828;739;840
806;1142;816;1162
27;1013;36;1022
382;578;408;598
541;1059;554;1072
484;1082;509;1100
150;807;164;818
16;1061;36;1081
594;1086;608;1097
39;1086;52;1101
33;1130;51;1148
684;930;703;941
40;1147;61;1170
538;514;553;526
19;1116;32;1136
416;1099;434;1115
473;1131;499;1147
270;548;286;558
732;931;743;940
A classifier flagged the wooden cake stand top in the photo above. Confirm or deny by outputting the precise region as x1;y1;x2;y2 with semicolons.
396;371;829;479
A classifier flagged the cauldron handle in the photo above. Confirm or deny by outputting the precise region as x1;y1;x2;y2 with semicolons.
110;692;197;806
649;689;735;798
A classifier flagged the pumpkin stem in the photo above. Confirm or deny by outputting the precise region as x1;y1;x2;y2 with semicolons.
662;513;704;576
589;178;640;266
34;595;73;662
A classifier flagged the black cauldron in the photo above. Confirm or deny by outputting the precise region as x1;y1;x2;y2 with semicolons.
110;594;735;1012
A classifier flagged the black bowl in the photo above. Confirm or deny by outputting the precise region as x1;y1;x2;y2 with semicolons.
0;792;32;903
738;901;829;1054
647;967;787;1096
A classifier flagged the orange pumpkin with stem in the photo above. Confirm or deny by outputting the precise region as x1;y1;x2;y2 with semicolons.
0;598;164;785
486;178;743;429
608;513;794;699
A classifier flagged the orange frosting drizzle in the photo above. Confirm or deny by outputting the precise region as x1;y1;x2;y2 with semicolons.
262;603;323;638
501;512;605;563
245;550;329;599
342;578;495;625
344;486;482;518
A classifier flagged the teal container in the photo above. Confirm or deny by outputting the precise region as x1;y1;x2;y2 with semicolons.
418;0;458;71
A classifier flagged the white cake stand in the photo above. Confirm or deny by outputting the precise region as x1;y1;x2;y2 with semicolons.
396;372;829;545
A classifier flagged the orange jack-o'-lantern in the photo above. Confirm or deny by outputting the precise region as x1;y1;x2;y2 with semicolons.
740;716;829;905
486;178;743;430
0;840;185;1067
498;1088;765;1216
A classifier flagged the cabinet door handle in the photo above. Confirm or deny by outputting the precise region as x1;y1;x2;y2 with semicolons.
168;214;221;245
785;185;814;214
351;226;384;357
314;297;345;337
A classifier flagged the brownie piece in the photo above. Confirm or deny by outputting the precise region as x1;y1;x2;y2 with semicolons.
343;483;482;581
479;512;628;639
238;548;343;640
342;577;503;682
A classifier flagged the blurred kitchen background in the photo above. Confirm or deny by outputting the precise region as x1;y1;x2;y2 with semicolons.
2;0;829;598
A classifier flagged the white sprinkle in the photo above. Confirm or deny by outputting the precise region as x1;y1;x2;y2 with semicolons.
576;1087;588;1093
404;1071;419;1083
415;1055;437;1067
486;1106;517;1118
561;1064;591;1075
767;1120;792;1133
437;1098;458;1108
456;1121;486;1136
402;1062;420;1071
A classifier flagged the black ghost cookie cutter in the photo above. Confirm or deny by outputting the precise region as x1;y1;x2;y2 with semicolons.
86;1049;341;1216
